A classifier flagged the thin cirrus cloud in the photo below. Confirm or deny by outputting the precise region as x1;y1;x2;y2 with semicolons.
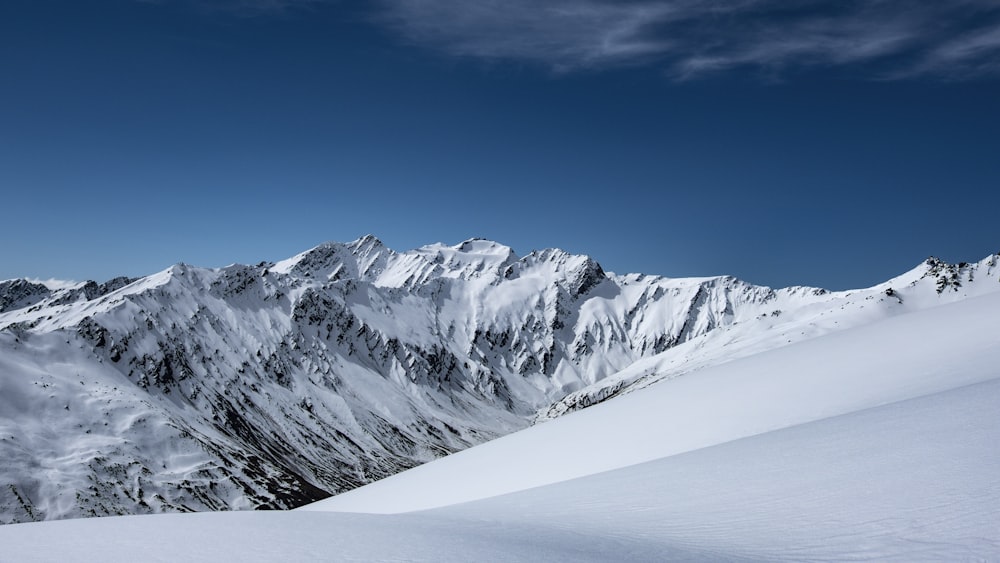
371;0;1000;79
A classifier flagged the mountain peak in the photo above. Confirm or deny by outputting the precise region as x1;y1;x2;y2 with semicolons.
271;242;344;277
350;234;385;250
454;238;516;257
0;279;51;313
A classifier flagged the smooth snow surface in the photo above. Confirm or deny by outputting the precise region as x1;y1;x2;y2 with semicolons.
2;289;998;561
428;378;1000;562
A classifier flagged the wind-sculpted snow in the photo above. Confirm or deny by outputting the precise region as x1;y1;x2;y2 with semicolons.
0;238;997;522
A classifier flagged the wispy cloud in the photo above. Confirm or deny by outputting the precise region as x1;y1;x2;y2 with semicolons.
912;21;1000;79
373;1;679;70
372;0;1000;79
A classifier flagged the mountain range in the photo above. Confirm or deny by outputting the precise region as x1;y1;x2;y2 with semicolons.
1;236;997;523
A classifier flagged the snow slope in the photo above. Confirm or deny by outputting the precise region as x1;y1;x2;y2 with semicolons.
1;287;997;561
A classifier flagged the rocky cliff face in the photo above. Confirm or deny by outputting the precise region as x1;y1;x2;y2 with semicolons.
1;237;996;523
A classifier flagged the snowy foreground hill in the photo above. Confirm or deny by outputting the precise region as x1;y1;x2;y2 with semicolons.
2;274;999;561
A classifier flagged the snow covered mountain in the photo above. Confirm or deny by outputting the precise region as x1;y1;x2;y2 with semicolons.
1;237;997;523
3;276;998;561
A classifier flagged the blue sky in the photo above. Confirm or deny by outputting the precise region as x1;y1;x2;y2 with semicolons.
2;0;998;289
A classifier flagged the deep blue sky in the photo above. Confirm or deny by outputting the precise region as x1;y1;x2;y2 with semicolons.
2;0;998;289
